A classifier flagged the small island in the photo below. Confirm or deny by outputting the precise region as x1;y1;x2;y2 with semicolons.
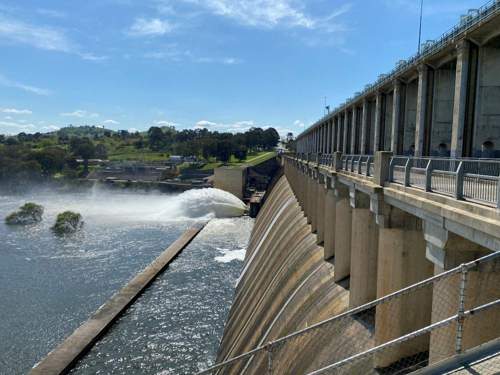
52;211;83;235
5;202;44;225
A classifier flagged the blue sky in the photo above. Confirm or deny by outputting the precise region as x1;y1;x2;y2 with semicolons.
0;0;486;136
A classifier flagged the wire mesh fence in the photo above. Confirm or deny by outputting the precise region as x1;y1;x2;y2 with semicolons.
199;252;500;375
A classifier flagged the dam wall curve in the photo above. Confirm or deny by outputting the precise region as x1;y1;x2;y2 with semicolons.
216;175;358;374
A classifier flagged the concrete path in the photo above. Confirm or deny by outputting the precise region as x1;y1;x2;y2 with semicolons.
30;223;206;375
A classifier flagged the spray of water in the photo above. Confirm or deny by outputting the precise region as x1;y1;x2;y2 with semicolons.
9;187;247;223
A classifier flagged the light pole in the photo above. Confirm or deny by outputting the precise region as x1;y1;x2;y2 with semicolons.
418;0;424;53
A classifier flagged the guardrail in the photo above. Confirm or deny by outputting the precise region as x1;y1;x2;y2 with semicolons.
389;157;500;208
340;155;374;177
198;251;500;375
300;0;500;138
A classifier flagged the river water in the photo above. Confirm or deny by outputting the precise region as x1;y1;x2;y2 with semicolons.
0;188;252;375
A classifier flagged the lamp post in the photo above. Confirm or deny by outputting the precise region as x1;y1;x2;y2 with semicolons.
418;0;424;53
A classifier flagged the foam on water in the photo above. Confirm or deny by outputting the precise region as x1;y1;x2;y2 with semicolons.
214;247;247;263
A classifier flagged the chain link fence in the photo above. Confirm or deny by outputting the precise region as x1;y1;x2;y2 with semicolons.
199;251;500;375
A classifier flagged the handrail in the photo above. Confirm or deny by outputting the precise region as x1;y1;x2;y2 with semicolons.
197;251;500;374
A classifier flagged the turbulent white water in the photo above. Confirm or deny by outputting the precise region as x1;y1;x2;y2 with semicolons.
0;188;252;375
171;188;247;219
15;187;247;223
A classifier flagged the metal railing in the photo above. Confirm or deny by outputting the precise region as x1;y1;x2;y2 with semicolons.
340;155;374;177
198;252;500;375
299;0;500;140
389;157;500;208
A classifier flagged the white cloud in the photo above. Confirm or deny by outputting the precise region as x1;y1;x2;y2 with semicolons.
155;120;178;127
41;124;60;132
4;115;12;120
196;56;242;65
37;9;66;18
294;119;305;128
0;14;106;61
0;14;73;52
128;127;139;133
60;110;99;118
103;119;120;125
0;74;51;96
178;0;350;32
195;119;256;133
128;18;174;36
1;108;32;114
0;120;36;132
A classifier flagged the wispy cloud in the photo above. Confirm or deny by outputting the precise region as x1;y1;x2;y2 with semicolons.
128;17;174;36
195;56;242;65
0;14;106;61
60;110;99;118
0;74;51;96
0;120;36;132
37;8;66;19
1;107;32;114
103;119;120;125
175;0;350;32
195;119;256;133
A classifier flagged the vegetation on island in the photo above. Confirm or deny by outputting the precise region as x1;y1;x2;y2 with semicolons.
52;211;83;235
5;202;44;225
0;125;282;191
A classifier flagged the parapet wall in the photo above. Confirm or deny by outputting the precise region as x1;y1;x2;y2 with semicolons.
216;175;353;373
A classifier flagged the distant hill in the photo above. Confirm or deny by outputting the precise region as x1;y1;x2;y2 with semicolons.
55;125;116;138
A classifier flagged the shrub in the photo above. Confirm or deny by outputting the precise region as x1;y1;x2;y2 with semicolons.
52;211;83;235
5;202;44;225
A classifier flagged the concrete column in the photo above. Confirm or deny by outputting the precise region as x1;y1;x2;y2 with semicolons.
323;178;337;260
343;109;349;153
450;40;470;159
360;99;369;154
391;81;403;154
351;107;358;154
415;65;429;156
424;225;497;364
316;174;326;245
310;170;319;232
327;121;332;154
349;189;379;308
333;183;352;282
337;116;343;151
374;93;382;152
332;117;339;153
374;207;434;368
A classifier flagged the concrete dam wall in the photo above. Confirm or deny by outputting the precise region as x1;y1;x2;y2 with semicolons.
216;175;374;374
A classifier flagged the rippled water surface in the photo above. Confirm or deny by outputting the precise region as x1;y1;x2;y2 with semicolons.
0;189;252;375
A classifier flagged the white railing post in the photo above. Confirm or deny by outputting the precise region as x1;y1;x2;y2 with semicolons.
425;159;433;192
496;175;500;209
455;264;468;354
404;158;412;186
388;157;395;182
455;161;464;200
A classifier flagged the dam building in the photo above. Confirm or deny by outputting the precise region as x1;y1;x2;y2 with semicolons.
207;3;500;375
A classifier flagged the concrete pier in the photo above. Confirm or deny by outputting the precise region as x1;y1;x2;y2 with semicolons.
333;184;351;282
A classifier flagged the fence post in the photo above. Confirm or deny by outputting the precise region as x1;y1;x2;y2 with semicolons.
267;345;273;374
357;155;363;174
404;158;413;186
455;264;468;354
425;159;433;192
455;161;464;200
496;175;500;209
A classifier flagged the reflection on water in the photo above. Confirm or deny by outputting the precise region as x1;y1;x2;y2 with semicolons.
71;218;253;375
0;189;251;375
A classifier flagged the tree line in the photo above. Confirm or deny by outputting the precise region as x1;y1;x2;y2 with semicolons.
0;125;280;191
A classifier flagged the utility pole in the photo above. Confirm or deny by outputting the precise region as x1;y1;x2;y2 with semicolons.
418;0;424;53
